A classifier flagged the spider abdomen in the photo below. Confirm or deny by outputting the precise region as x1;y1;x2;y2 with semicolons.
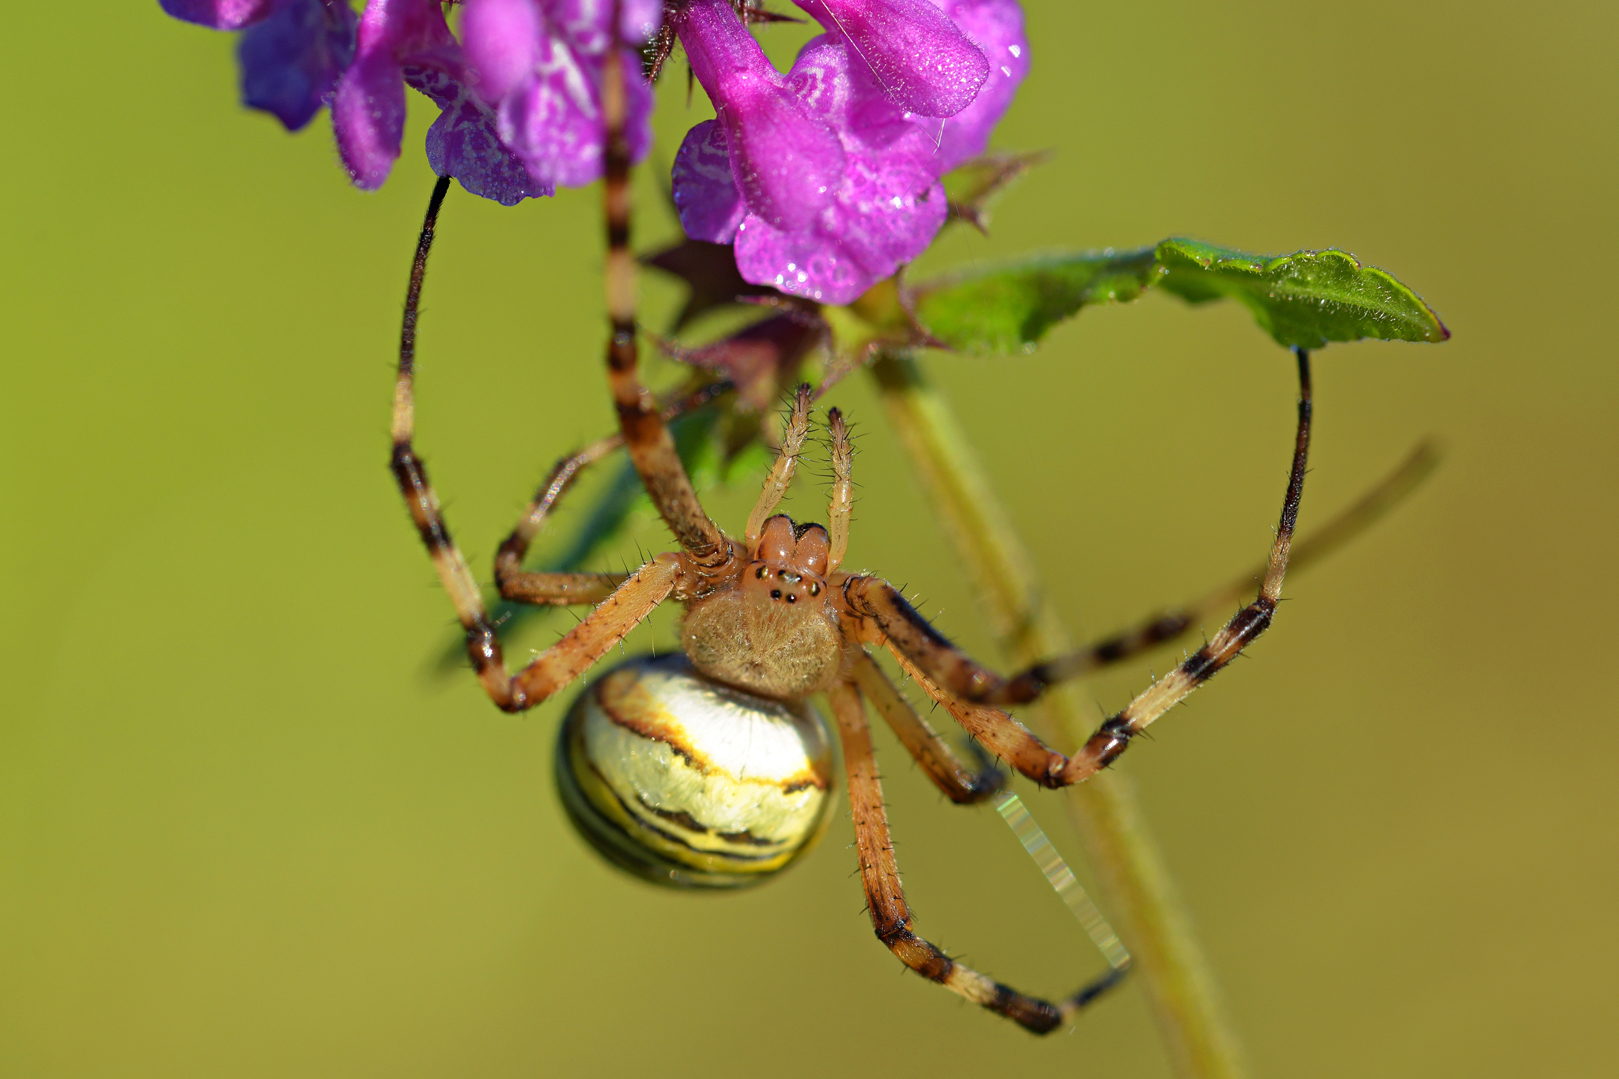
556;654;835;889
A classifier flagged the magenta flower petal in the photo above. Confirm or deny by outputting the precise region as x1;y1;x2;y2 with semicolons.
462;0;660;190
332;0;452;188
669;0;1025;305
459;0;540;105
933;0;1028;170
493;45;652;189
672;120;748;243
167;0;585;201
161;0;276;30
732;176;946;305
671;19;967;304
718;86;846;233
328;0;539;200
409;56;551;205
617;0;663;46
674;0;846;233
725;35;947;304
236;0;357;131
333;50;407;189
791;0;988;118
363;0;457;54
542;0;663;53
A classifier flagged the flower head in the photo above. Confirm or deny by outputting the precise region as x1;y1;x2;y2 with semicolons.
162;0;1026;251
161;0;662;203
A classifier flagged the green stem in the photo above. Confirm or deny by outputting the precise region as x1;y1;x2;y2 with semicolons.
871;352;1248;1079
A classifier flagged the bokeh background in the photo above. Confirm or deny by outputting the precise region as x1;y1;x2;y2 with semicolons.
4;2;1615;1076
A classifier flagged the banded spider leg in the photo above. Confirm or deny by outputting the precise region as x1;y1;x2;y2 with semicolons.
839;349;1315;789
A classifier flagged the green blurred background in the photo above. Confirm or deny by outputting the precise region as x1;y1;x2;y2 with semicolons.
3;2;1615;1075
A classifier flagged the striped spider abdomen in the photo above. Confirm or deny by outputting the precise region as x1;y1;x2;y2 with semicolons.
555;654;836;889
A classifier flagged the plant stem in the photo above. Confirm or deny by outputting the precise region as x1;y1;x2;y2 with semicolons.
870;352;1248;1079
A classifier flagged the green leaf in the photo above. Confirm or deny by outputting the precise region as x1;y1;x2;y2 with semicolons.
1155;239;1449;350
910;247;1160;354
909;239;1450;356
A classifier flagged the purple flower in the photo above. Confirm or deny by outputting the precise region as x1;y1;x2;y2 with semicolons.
672;0;1028;305
162;0;356;132
459;0;663;190
162;0;1024;236
332;0;543;205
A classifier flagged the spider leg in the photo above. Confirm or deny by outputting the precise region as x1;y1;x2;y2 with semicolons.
601;47;732;568
825;406;855;573
847;650;1004;804
842;352;1315;786
875;639;1071;788
496;427;628;607
828;679;1124;1033
744;384;813;548
991;438;1438;687
390;178;688;712
495;379;734;606
1058;349;1313;781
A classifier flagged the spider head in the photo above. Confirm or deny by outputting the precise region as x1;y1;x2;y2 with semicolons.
743;514;830;603
681;515;842;699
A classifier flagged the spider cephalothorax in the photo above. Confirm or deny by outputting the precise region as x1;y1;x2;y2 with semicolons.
386;52;1317;1034
684;515;844;697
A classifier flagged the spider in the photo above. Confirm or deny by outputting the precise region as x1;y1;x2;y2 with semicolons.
386;56;1315;1035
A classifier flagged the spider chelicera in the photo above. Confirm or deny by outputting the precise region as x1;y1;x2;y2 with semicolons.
387;59;1314;1034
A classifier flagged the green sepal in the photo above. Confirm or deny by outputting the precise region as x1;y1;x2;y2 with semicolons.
941;151;1050;234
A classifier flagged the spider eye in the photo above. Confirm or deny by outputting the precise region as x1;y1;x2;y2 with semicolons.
556;654;835;889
